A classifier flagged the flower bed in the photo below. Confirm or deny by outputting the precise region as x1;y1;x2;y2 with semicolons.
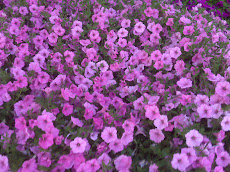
0;0;230;171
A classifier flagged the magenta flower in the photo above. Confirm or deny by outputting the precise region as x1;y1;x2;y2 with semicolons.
22;158;37;172
39;134;54;149
62;103;73;116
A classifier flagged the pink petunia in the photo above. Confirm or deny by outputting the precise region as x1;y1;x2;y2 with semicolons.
169;47;181;59
185;129;203;147
166;18;174;26
134;22;146;34
149;163;159;172
145;105;160;120
62;103;73;116
216;151;230;167
37;152;51;167
117;28;128;38
48;32;58;44
22;158;37;172
121;19;131;28
117;38;127;48
211;104;223;119
177;78;192;89
109;139;124;153
98;153;111;166
221;116;230;131
171;153;190;171
154;115;168;130
215;81;230;97
149;128;165;143
101;127;117;143
39;134;54;149
84;159;100;172
194;94;209;105
0;155;9;172
197;104;212;118
114;155;132;172
70;137;87;154
121;132;133;146
183;26;194;35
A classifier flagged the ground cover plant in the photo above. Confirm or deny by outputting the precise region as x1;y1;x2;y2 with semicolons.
171;0;230;27
0;0;230;171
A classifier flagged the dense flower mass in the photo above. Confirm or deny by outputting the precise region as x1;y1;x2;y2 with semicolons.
0;0;230;171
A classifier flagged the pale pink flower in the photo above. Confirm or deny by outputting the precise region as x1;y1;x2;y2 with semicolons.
121;19;131;28
169;47;181;59
149;128;165;143
181;148;197;164
177;78;192;89
109;139;124;153
221;116;230;131
122;120;135;133
194;94;209;105
183;26;194;35
166;18;174;26
185;129;203;147
84;159;100;172
134;22;146;34
144;105;160;120
216;151;230;167
114;155;132;172
151;50;162;61
98;153;111;165
171;153;190;171
0;155;9;172
211;104;223;119
117;28;128;38
154;115;168;130
151;24;162;34
48;32;58;44
101;127;117;143
149;163;159;172
161;53;172;65
197;104;212;118
117;38;127;48
215;81;230;97
89;30;100;41
121;132;133;146
70;137;87;154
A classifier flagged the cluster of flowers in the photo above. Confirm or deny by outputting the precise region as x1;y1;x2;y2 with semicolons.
171;0;230;23
0;0;230;171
